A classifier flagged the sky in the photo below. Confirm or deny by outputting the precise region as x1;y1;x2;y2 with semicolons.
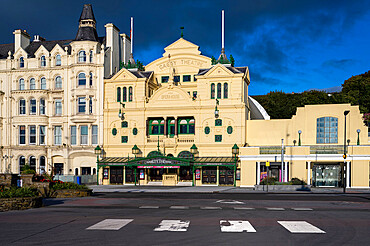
1;0;370;95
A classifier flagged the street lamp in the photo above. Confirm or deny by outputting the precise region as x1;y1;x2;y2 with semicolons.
214;99;219;118
232;144;239;187
190;144;198;187
343;110;350;193
132;144;140;158
94;145;102;185
118;102;125;121
298;130;302;146
357;129;361;145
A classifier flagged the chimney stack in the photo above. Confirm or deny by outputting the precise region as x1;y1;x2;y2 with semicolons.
13;29;30;51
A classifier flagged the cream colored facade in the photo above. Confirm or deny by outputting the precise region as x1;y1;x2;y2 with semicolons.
102;37;370;188
0;4;131;176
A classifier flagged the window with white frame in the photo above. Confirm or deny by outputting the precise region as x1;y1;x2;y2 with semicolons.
29;125;36;144
41;77;46;89
92;125;98;145
39;126;46;145
78;50;86;63
78;73;86;86
54;126;62;145
89;72;93;87
78;97;86;113
20;57;24;68
19;78;25;90
55;76;62;89
89;50;93;63
71;126;77;145
19;125;26;145
55;99;62;115
30;78;36;90
56;54;61;66
19;99;26;115
40;98;46;115
80;126;88;145
41;55;46;67
30;99;36;115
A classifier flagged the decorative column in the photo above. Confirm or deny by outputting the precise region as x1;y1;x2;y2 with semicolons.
307;161;311;185
346;161;350;188
175;117;178;136
257;161;261;185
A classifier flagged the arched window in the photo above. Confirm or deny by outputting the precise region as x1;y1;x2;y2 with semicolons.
30;98;37;115
78;50;86;63
19;99;26;115
39;156;46;174
55;76;62;89
316;117;338;144
40;98;46;115
217;83;222;99
223;83;228;99
40;77;46;89
29;156;36;171
20;57;24;68
19;156;25;172
89;72;93;87
78;73;86;86
56;54;61;66
117;87;121;102
89;50;93;63
30;78;36;90
178;118;195;134
211;83;215;99
129;86;133;102
123;87;127;102
40;55;46;67
149;119;164;135
19;78;25;90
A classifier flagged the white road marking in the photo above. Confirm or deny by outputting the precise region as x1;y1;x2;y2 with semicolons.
266;208;285;211
216;200;245;204
201;207;222;210
292;208;313;211
86;219;133;230
170;206;189;209
220;220;257;233
139;206;159;209
233;207;255;210
278;221;326;234
154;220;190;232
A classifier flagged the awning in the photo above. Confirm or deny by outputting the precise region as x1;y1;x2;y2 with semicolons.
193;157;236;166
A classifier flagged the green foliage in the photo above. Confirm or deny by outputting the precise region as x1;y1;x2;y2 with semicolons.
21;165;36;175
0;187;38;198
51;182;87;190
120;60;145;71
260;177;278;185
341;71;370;114
211;56;216;65
229;54;235;67
290;177;307;185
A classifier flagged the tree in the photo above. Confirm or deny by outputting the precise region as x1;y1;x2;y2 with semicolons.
341;70;370;113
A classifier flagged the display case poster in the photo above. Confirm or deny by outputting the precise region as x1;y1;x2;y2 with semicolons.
260;172;267;181
103;168;109;179
236;169;241;180
140;170;145;180
195;169;201;180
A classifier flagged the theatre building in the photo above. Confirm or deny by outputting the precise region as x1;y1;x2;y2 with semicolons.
99;37;370;188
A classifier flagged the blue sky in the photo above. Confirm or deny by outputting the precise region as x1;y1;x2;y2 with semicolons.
1;0;370;95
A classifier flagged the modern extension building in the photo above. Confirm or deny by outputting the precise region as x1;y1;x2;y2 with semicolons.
99;36;370;188
0;4;131;176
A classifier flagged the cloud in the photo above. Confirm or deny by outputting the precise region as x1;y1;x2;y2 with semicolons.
322;59;357;69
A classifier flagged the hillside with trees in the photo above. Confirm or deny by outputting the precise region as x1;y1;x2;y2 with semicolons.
253;70;370;119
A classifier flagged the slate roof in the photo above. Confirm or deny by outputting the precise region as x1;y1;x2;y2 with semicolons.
196;66;248;76
131;71;153;78
79;4;96;21
0;43;14;59
75;26;99;42
25;39;73;57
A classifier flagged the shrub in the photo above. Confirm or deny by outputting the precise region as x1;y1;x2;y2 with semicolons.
51;182;87;190
260;177;278;185
290;177;307;185
21;165;36;175
0;187;38;198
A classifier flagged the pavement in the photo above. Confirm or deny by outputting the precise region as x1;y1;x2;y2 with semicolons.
88;184;370;194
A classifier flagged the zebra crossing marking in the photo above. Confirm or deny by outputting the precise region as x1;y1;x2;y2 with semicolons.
267;208;285;211
139;206;159;209
278;221;326;233
201;206;222;210
86;219;133;230
292;208;313;211
220;220;256;233
154;220;190;232
170;206;189;209
233;207;255;210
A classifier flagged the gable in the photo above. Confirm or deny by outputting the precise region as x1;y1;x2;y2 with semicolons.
34;45;49;57
110;68;138;81
203;64;235;78
163;38;201;56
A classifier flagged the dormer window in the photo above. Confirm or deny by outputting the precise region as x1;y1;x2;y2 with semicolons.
41;56;46;67
20;57;24;68
78;50;86;63
56;54;61;66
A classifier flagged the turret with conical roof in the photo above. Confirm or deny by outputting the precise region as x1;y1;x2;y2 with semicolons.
75;4;99;42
